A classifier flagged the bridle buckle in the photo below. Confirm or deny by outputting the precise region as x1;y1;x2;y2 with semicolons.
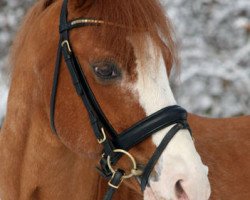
61;40;72;53
108;172;124;189
97;128;107;144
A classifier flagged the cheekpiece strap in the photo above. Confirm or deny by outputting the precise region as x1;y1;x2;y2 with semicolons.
103;169;125;200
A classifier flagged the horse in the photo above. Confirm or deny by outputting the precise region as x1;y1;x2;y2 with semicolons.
0;0;210;199
0;0;247;199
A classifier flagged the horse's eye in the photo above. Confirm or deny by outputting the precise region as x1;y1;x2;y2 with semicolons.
92;61;121;80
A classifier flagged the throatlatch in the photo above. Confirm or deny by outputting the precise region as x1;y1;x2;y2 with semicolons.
50;0;192;199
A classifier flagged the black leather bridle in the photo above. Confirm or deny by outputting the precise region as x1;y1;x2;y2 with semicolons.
50;0;192;199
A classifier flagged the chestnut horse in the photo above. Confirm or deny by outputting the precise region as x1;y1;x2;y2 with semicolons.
0;0;248;200
0;0;210;199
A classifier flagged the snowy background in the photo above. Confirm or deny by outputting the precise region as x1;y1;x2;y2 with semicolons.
0;0;250;124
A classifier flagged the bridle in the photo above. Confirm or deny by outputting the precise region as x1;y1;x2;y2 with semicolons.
50;0;192;199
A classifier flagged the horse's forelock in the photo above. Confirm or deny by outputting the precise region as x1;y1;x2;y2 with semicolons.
72;0;178;71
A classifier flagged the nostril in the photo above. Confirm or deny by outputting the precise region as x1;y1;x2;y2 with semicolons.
175;180;189;200
150;169;160;182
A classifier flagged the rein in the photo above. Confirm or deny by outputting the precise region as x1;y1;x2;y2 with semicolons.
50;0;192;199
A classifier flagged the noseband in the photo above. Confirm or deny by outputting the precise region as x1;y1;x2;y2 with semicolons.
50;0;192;199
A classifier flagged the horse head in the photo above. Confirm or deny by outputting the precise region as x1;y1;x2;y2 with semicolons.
4;0;211;199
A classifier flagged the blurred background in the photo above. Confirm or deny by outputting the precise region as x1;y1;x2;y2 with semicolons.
0;0;250;124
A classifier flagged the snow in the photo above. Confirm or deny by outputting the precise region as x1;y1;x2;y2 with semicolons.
162;0;250;117
0;73;8;125
0;0;250;126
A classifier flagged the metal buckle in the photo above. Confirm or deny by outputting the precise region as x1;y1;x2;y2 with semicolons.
107;149;143;179
108;172;124;189
97;128;107;144
61;40;72;53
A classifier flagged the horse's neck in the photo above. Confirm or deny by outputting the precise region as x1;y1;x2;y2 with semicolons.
0;103;100;199
188;114;250;200
0;68;98;199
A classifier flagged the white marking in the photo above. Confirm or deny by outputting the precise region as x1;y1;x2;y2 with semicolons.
130;37;211;200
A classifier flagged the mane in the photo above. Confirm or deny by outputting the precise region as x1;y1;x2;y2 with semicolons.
9;1;45;73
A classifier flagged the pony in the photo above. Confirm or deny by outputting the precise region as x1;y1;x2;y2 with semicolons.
0;0;210;199
0;0;248;199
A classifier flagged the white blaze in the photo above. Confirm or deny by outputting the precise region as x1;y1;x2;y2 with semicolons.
130;37;211;200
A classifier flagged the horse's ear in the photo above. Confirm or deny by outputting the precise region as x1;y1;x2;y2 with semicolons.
43;0;55;9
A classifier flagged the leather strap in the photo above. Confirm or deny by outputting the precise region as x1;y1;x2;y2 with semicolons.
115;106;188;150
103;169;125;200
140;123;186;191
50;35;62;134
